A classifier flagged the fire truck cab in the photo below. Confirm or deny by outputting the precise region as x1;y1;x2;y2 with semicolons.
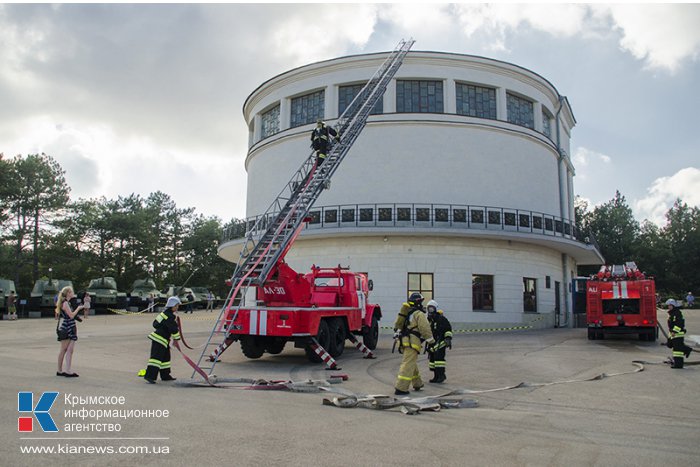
586;262;657;341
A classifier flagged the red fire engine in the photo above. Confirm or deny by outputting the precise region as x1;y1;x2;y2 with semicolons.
221;261;381;363
586;262;657;341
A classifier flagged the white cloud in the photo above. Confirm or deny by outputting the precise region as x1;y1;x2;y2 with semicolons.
599;4;700;73
269;4;378;65
572;147;612;176
3;116;248;220
635;168;700;226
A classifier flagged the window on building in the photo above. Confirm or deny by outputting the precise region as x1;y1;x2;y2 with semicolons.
408;273;433;302
396;80;444;113
290;90;324;128
523;277;537;312
456;83;497;119
472;275;494;311
542;107;553;138
507;92;534;129
338;84;382;116
261;104;280;139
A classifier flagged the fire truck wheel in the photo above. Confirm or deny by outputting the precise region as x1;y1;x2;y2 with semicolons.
305;319;331;363
363;315;379;350
328;318;346;358
265;339;286;355
240;336;265;359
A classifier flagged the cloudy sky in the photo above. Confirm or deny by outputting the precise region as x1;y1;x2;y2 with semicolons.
1;3;699;226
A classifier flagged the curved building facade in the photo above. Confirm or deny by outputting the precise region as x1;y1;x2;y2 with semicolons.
220;51;603;328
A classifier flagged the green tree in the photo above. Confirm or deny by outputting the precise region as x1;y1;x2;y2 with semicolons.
1;153;70;288
663;200;700;295
586;191;639;265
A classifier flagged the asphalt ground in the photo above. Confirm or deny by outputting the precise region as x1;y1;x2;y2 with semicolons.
1;309;699;467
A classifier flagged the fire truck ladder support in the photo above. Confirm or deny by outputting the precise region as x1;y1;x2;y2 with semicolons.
193;38;415;379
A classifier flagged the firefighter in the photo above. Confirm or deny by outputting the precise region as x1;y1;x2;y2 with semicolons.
665;299;692;369
393;292;435;395
143;296;182;383
310;119;339;167
426;300;453;383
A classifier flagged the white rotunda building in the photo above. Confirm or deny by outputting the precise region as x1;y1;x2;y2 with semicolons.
219;50;603;329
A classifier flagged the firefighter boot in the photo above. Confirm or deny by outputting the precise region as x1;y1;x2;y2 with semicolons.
684;347;693;359
429;369;438;383
671;356;684;369
434;368;446;383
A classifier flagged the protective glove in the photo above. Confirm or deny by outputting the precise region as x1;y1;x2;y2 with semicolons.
446;337;452;350
393;330;401;340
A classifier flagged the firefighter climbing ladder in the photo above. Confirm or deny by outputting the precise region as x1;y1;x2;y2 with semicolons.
192;38;415;379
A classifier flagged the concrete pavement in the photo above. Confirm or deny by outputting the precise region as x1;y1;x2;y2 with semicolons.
1;309;699;466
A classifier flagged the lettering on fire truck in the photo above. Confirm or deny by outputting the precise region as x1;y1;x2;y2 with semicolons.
264;286;286;295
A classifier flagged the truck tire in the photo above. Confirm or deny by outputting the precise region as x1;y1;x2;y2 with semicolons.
240;336;265;359
363;315;379;350
265;338;286;355
305;319;331;363
327;318;346;358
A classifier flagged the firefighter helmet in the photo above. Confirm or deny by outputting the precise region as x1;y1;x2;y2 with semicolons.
165;296;181;309
426;299;438;314
408;292;424;306
665;298;678;307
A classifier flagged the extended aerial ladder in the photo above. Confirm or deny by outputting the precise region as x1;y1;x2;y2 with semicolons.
192;39;415;379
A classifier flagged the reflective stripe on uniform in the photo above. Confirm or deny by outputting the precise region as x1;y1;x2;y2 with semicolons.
673;351;685;357
156;312;167;323
398;375;412;381
148;358;163;369
171;332;181;340
148;332;169;347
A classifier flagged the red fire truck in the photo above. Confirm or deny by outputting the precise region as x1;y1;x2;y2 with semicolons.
586;262;657;341
221;261;381;363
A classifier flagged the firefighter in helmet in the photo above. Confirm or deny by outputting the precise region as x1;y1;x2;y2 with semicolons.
393;292;435;395
310;119;339;167
142;296;182;383
426;300;453;383
665;299;692;369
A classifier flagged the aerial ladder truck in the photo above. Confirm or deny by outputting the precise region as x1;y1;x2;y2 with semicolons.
193;39;416;377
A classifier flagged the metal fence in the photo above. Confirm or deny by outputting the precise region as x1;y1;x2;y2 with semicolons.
222;203;598;249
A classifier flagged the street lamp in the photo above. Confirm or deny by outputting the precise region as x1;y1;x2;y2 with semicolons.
48;267;53;284
102;268;106;285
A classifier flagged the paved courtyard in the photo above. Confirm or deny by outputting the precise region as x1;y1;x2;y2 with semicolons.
1;309;699;466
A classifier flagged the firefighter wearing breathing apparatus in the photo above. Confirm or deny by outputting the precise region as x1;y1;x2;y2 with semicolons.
393;293;435;395
310;119;339;166
665;299;692;369
426;300;453;383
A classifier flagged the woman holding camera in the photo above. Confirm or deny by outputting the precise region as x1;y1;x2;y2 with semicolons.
56;286;86;377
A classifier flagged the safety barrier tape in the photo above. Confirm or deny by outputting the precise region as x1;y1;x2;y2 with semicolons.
107;307;150;316
380;313;547;334
380;324;533;334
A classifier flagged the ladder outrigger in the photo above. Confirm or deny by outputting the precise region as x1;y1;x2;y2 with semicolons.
193;38;415;379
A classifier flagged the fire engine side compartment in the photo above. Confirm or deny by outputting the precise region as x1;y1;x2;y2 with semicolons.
225;306;364;338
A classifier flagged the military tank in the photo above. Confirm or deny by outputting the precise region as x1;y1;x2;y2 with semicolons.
29;279;73;317
0;278;17;313
129;279;166;310
86;276;128;313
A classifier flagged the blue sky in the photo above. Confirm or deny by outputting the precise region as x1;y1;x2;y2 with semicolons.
1;3;698;226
